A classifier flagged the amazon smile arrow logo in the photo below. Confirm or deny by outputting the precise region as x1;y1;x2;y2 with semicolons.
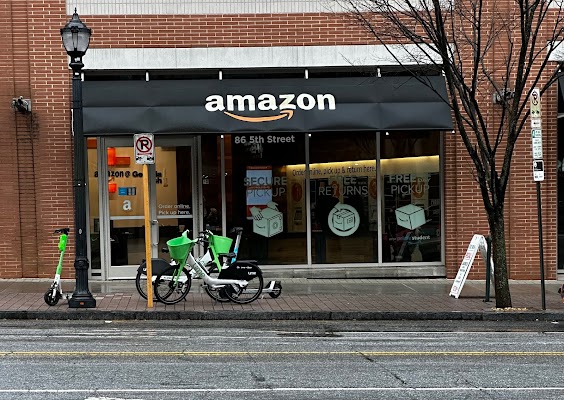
224;109;294;122
205;92;336;123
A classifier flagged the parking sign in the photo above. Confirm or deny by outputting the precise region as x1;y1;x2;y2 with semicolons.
134;133;154;164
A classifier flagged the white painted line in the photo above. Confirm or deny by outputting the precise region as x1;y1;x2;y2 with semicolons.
2;387;564;393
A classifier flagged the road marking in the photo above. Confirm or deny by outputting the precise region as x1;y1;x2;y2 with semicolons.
2;387;564;394
1;350;564;356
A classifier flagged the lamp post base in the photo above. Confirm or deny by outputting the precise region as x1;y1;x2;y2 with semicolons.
68;294;97;308
68;256;97;308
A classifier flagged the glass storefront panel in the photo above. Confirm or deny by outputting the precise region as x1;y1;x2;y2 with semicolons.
154;145;193;254
557;117;564;271
201;135;222;234
95;142;194;272
90;131;444;278
87;138;101;273
106;146;147;267
225;133;307;264
309;132;378;264
380;132;441;263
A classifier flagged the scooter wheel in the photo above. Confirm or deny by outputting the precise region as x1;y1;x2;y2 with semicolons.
268;282;282;299
44;290;61;306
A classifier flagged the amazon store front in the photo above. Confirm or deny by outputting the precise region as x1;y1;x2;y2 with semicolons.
84;75;452;280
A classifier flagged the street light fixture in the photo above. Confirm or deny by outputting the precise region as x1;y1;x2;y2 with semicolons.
61;9;96;308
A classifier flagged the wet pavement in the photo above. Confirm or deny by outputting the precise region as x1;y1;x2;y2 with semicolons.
0;277;563;321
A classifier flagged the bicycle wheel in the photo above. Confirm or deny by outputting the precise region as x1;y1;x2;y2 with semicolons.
224;264;264;304
154;266;192;305
137;260;177;301
203;264;231;302
135;266;150;300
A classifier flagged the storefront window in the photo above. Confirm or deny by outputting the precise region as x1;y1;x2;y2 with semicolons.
380;132;441;263
225;133;307;264
558;117;564;271
309;132;378;264
201;135;222;234
154;145;193;254
87;138;101;273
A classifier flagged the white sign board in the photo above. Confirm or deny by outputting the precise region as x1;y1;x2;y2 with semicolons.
533;159;545;182
134;133;155;164
530;88;541;118
531;129;543;159
450;234;494;298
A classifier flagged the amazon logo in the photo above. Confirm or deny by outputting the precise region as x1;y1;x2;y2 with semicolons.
205;93;336;122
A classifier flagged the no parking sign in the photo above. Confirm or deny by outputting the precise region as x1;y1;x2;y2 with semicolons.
134;133;154;164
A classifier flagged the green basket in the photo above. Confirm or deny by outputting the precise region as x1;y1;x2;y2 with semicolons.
210;235;233;254
167;234;196;262
209;234;233;269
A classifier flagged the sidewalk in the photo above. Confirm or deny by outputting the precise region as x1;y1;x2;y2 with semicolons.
0;278;563;321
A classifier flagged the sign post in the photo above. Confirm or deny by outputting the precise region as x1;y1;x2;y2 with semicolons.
530;88;546;310
134;133;155;308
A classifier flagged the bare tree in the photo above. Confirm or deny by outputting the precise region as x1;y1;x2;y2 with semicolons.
335;0;564;307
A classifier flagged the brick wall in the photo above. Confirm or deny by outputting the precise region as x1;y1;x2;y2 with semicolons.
0;1;33;278
0;0;559;279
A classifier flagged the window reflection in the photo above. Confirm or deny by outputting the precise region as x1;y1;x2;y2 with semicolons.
309;132;378;264
87;138;101;272
225;134;307;264
380;132;441;263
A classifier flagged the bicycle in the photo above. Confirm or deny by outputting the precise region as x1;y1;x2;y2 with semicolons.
153;230;265;305
44;228;71;306
135;227;243;302
201;228;282;301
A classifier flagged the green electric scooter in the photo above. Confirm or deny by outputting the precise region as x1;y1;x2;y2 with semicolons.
44;228;71;306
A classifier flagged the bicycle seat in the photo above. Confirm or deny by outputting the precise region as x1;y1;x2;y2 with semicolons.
54;228;70;235
230;227;243;233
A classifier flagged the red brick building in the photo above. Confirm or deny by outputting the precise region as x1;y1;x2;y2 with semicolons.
0;0;561;282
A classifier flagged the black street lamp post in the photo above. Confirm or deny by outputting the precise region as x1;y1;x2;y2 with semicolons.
61;10;96;308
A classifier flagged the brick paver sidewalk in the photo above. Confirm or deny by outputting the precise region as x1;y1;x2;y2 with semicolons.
0;278;562;321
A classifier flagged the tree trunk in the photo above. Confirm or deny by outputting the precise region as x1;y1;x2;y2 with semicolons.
488;206;512;308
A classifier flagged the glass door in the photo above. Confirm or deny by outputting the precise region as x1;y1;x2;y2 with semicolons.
154;140;196;259
101;136;196;279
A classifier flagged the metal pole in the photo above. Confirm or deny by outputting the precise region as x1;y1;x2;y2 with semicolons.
536;181;546;310
68;65;96;308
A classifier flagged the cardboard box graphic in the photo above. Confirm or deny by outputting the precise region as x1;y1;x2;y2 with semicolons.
332;208;355;232
250;203;283;238
395;204;426;230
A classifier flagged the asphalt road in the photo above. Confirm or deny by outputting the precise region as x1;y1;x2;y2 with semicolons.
0;320;563;400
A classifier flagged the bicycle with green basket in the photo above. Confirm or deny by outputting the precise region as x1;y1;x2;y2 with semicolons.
44;228;71;306
137;227;247;302
153;230;265;305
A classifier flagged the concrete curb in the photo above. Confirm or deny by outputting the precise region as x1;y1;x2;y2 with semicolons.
1;310;563;321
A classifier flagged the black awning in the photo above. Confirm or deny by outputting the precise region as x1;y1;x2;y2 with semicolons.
82;76;453;135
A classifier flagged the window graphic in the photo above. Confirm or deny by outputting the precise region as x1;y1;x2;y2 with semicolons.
245;166;273;218
250;201;283;238
328;203;360;237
